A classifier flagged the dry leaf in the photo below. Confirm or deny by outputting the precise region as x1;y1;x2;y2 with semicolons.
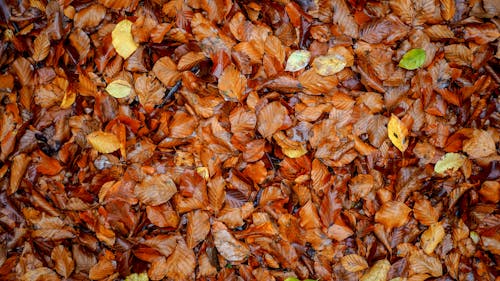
257;101;291;139
125;273;149;281
106;79;132;98
413;199;439;225
218;65;247;102
273;131;308;158
60;89;76;109
51;245;75;278
112;20;139;59
135;174;177;206
313;54;347;76
32;33;50;62
87;131;121;154
212;221;250;262
388;114;409;152
8;153;31;195
462;130;496;159
341;254;369;272
164;239;196;280
375;201;411;229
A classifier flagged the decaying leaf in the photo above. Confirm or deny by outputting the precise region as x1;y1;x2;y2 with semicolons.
112;19;139;59
106;79;132;98
285;50;311;72
434;152;466;174
388;114;409;152
86;131;121;153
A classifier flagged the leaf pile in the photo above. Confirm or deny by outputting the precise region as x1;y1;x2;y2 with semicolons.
0;0;499;280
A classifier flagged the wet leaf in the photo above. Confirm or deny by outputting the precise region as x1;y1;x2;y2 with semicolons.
434;153;466;174
285;50;311;72
399;48;426;70
112;19;138;59
388;114;409;152
106;79;132;98
86;131;121;153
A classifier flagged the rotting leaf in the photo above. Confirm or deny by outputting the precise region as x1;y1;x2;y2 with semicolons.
106;79;132;98
399;48;426;70
285;50;311;72
86;131;121;154
434;153;466;174
112;19;139;59
388;114;409;152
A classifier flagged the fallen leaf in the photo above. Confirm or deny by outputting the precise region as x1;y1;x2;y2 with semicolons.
399;48;426;70
212;221;250;262
360;259;391;281
434;153;466;174
462;129;496;159
313;54;347;76
375;201;411;229
106;79;132;98
285;50;311;72
218;65;247;102
388;114;409;152
112;19;139;59
86;131;121;154
273;131;308;158
135;174;177;206
125;273;149;281
341;254;369;272
420;222;445;255
51;245;75;278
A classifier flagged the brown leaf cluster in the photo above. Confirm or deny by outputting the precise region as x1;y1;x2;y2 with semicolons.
0;0;498;280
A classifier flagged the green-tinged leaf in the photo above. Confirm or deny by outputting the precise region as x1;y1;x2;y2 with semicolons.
434;153;466;174
125;273;149;281
284;278;300;281
285;50;311;72
106;79;132;98
399;48;426;70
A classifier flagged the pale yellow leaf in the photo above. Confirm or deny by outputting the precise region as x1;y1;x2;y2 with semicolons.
87;131;121;153
125;272;149;281
360;259;391;281
106;79;132;98
285;50;311;72
60;89;76;109
112;20;138;59
420;222;445;255
388;114;409;152
313;54;346;76
434;153;466;174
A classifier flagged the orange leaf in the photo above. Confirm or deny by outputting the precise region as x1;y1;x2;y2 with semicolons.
135;174;177;206
341;254;369;272
212;221;250;262
218;65;247;102
375;201;411;230
86;131;121;154
51;245;75;278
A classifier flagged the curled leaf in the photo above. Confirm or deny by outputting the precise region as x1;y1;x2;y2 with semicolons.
106;79;132;98
434;153;466;174
112;19;138;59
388;114;409;152
285;50;311;72
312;54;346;76
87;131;121;153
273;131;308;158
399;48;426;70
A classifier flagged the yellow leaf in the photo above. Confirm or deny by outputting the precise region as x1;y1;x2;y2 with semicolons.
388;114;409;152
285;50;311;72
112;19;138;59
313;54;346;76
60;89;76;109
420;222;445;255
360;259;391;281
196;167;210;181
106;79;132;98
434;153;466;174
125;273;149;281
273;131;308;158
87;131;121;153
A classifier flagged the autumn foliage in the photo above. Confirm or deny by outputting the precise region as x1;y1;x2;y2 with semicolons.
0;0;499;280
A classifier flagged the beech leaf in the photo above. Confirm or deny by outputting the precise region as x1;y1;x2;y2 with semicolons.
388;114;409;152
125;273;149;281
86;131;121;154
399;48;426;70
434;153;466;174
106;79;132;98
112;19;138;59
312;54;347;76
285;50;311;72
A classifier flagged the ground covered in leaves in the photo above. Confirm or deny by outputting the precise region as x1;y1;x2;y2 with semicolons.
0;0;499;280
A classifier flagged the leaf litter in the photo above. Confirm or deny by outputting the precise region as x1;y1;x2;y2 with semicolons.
0;0;498;280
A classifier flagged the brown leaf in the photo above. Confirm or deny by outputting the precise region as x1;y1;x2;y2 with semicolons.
341;254;369;272
413;199;439;225
212;221;250;262
298;68;339;95
153;57;181;87
186;210;211;248
169;110;197;138
21;267;60;281
164;238;196;280
69;28;90;61
177;51;206;71
135;174;177;206
360;259;390;281
463;129;496;159
409;251;443;277
89;258;115;280
218;65;247;102
8;153;31;195
87;131;121;154
32;33;50;62
73;4;106;29
146;204;180;228
420;222;445;255
51;245;74;278
375;201;411;230
257;101;291;139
